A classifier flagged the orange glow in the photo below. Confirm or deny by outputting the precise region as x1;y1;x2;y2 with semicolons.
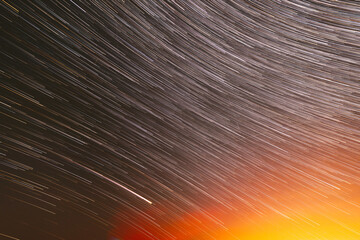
223;184;360;240
110;182;360;240
227;209;360;240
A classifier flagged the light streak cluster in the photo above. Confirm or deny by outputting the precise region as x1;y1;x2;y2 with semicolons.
1;0;360;239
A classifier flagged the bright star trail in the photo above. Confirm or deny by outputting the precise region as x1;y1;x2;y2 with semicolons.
1;1;360;240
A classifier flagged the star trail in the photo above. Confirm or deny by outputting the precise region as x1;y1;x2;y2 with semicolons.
1;0;360;239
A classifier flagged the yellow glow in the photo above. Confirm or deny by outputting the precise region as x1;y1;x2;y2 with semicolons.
233;214;360;240
111;184;360;240
216;185;360;240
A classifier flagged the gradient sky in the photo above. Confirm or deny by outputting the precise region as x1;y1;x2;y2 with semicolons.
1;1;360;240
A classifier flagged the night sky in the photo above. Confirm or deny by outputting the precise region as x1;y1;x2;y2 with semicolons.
1;1;360;240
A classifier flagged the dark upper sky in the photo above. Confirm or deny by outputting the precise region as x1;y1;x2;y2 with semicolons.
1;1;360;239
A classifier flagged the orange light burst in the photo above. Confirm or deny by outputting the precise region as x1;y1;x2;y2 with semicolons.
110;182;360;240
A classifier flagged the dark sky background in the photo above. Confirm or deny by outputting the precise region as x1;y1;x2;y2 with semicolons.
1;1;360;240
